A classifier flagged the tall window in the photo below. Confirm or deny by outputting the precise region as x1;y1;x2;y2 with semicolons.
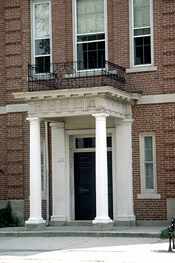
140;133;156;194
132;0;152;66
41;140;46;193
33;2;51;73
76;0;106;70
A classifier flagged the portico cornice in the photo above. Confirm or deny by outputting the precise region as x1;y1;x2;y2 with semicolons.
13;87;140;119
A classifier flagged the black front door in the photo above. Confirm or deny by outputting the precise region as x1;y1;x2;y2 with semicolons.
74;151;113;220
74;152;96;220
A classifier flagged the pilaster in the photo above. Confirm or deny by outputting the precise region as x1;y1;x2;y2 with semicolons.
114;118;136;226
50;122;67;225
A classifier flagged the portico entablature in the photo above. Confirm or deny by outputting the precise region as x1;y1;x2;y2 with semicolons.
13;86;140;119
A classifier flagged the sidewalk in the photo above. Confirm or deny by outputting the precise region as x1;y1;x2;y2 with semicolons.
0;225;166;238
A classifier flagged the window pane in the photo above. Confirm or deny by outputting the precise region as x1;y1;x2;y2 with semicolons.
134;38;143;65
144;44;151;64
76;137;112;148
145;163;154;189
134;0;150;28
77;41;105;69
107;137;112;147
76;138;95;148
134;28;150;36
77;0;104;34
134;36;151;65
35;56;50;73
35;3;50;38
144;136;153;161
35;39;50;55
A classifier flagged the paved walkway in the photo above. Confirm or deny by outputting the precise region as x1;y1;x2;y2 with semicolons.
0;225;167;238
0;236;173;263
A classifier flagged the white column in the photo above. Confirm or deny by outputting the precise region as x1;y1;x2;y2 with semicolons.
115;119;135;225
26;117;45;225
93;113;112;224
50;122;67;225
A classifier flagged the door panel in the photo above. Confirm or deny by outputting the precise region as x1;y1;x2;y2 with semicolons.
74;151;113;220
74;152;96;220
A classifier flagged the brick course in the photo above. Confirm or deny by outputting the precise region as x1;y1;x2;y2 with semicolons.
0;0;175;223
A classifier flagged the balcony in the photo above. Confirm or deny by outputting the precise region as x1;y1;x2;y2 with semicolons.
28;60;126;92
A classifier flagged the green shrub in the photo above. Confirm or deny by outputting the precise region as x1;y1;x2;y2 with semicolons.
160;228;169;239
0;201;18;228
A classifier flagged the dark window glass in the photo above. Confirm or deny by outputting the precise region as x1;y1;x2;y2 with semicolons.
134;36;151;65
77;40;105;70
76;138;95;148
107;137;112;147
35;56;50;73
75;137;112;149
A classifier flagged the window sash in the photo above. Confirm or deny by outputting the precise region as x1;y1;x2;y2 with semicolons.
41;140;46;192
140;133;156;194
33;1;51;73
77;0;104;35
132;0;153;66
75;0;106;71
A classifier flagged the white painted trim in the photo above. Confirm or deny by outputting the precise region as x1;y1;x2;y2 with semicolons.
31;0;52;67
66;128;115;221
130;0;154;68
74;0;108;68
138;94;175;105
139;132;157;195
0;104;28;114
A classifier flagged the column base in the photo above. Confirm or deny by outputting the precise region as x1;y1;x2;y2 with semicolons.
25;217;46;230
115;215;136;226
92;217;113;230
50;215;67;226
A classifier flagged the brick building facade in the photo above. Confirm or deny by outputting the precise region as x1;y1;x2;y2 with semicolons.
0;0;175;227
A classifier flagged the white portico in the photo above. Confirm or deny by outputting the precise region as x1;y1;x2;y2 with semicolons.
14;86;139;227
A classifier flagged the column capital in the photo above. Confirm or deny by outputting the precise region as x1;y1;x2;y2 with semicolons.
114;117;133;126
26;117;40;123
50;122;65;129
92;113;109;119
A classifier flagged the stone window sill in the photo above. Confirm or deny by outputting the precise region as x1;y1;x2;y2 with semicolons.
126;66;157;74
137;193;161;199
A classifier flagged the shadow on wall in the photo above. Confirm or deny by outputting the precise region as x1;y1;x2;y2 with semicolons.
0;200;24;227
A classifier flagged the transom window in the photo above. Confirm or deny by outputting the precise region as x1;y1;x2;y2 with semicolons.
33;2;51;73
132;0;152;66
75;137;112;149
76;0;106;70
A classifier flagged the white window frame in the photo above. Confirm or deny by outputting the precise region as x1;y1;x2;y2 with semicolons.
138;133;160;199
74;0;108;72
129;0;155;71
31;0;52;73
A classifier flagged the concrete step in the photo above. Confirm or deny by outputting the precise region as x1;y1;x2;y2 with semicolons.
0;226;165;238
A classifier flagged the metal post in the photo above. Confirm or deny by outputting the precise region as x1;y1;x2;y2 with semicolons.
169;235;172;252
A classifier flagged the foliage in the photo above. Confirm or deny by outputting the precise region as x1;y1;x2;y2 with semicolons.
0;201;18;228
160;228;169;239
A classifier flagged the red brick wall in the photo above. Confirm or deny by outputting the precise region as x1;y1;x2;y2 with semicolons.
0;0;175;222
1;0;175;101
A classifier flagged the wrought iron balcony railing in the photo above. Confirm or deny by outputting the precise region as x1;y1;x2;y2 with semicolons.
28;60;126;92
